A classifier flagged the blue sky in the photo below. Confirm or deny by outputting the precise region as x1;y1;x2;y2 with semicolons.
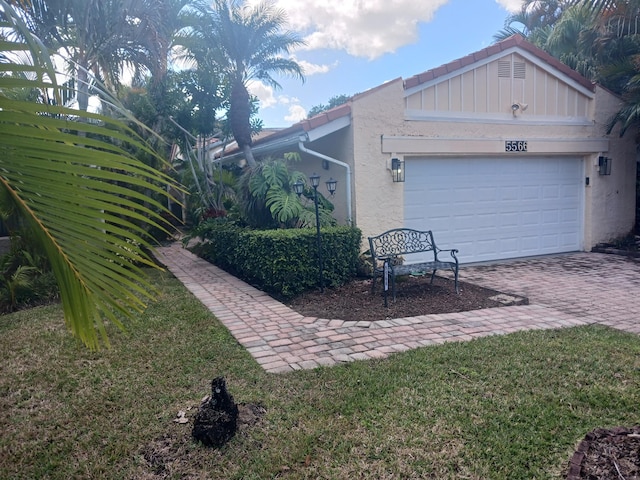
251;0;525;127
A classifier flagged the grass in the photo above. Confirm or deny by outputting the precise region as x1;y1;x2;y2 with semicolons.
0;270;639;479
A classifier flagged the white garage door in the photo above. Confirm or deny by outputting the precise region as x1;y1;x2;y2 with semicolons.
404;156;583;264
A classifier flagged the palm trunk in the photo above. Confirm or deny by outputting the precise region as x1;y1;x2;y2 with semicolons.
229;80;256;167
241;144;256;168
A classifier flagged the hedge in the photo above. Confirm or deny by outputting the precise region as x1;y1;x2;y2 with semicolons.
189;221;362;298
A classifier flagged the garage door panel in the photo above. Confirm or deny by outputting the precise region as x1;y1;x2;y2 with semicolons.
405;156;583;263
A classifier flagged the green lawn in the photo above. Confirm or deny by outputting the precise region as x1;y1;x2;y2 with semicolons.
1;270;638;479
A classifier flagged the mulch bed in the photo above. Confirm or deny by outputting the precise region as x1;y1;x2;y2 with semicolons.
565;426;640;479
284;274;527;322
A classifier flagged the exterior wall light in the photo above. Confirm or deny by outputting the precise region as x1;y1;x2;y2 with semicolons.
511;102;528;116
326;177;337;196
391;157;405;182
598;156;612;175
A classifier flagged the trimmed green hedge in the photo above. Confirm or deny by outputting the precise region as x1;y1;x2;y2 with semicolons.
189;221;361;298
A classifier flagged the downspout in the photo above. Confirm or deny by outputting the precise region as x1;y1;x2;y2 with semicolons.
298;135;353;225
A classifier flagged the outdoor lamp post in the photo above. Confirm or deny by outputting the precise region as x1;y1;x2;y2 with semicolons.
293;174;337;292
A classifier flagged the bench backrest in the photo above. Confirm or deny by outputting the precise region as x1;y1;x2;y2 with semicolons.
368;228;436;263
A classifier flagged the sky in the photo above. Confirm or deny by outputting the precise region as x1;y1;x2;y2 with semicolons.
249;0;526;128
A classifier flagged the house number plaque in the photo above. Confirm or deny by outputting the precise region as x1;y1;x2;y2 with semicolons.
505;140;528;152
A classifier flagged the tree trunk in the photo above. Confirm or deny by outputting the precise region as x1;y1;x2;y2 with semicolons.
229;79;256;167
241;144;256;168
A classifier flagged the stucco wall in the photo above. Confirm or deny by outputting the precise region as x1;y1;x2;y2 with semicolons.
585;86;637;247
349;79;406;245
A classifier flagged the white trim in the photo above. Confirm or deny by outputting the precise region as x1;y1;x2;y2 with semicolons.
404;110;592;126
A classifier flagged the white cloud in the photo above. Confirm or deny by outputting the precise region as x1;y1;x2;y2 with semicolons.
275;0;451;60
284;104;307;123
296;59;336;76
247;80;306;123
251;0;526;62
248;81;277;108
495;0;525;13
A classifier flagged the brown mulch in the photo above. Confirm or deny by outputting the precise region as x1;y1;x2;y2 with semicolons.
566;426;640;480
284;274;527;322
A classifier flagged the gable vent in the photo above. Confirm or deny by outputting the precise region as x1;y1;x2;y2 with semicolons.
514;61;526;79
498;60;511;78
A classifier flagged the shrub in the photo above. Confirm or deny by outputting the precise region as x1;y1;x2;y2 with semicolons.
187;220;361;298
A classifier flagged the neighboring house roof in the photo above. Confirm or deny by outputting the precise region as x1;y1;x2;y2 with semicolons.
223;34;596;157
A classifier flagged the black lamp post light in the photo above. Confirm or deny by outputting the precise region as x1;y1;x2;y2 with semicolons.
293;173;337;292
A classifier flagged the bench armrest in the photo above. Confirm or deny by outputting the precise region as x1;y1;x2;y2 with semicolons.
436;248;459;263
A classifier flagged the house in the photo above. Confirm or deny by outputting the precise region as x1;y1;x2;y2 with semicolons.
221;35;637;264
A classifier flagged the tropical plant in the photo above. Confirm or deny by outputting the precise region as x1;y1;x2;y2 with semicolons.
234;154;335;229
494;0;569;44
0;1;179;348
0;263;36;312
181;0;305;167
565;0;640;135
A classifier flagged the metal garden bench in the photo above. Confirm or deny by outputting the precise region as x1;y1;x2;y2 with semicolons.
368;228;459;304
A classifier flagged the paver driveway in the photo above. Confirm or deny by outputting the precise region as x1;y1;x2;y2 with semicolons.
460;253;640;336
156;244;640;373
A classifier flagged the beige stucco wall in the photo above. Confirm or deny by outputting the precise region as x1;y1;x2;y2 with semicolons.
349;79;406;245
585;86;637;247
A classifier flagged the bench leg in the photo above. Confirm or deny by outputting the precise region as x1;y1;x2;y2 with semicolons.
430;268;460;294
371;273;377;294
453;267;459;294
391;273;397;302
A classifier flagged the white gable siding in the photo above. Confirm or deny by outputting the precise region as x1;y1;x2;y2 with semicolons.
405;53;592;121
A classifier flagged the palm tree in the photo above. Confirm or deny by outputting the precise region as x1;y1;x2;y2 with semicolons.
566;0;640;134
0;1;179;349
494;0;569;44
184;0;305;167
11;0;176;113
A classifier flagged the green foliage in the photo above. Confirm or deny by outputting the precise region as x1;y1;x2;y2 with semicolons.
0;227;59;313
235;155;325;229
179;0;305;166
188;221;361;298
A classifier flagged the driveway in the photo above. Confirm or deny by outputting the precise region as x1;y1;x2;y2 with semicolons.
459;252;640;336
156;244;640;373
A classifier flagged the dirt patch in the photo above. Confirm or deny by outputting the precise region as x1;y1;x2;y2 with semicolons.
284;275;527;322
139;403;266;478
566;426;640;479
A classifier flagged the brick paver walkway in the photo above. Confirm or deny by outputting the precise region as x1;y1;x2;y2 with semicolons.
155;244;640;373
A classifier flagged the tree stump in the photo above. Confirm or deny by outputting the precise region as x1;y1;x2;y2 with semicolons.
192;377;239;448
